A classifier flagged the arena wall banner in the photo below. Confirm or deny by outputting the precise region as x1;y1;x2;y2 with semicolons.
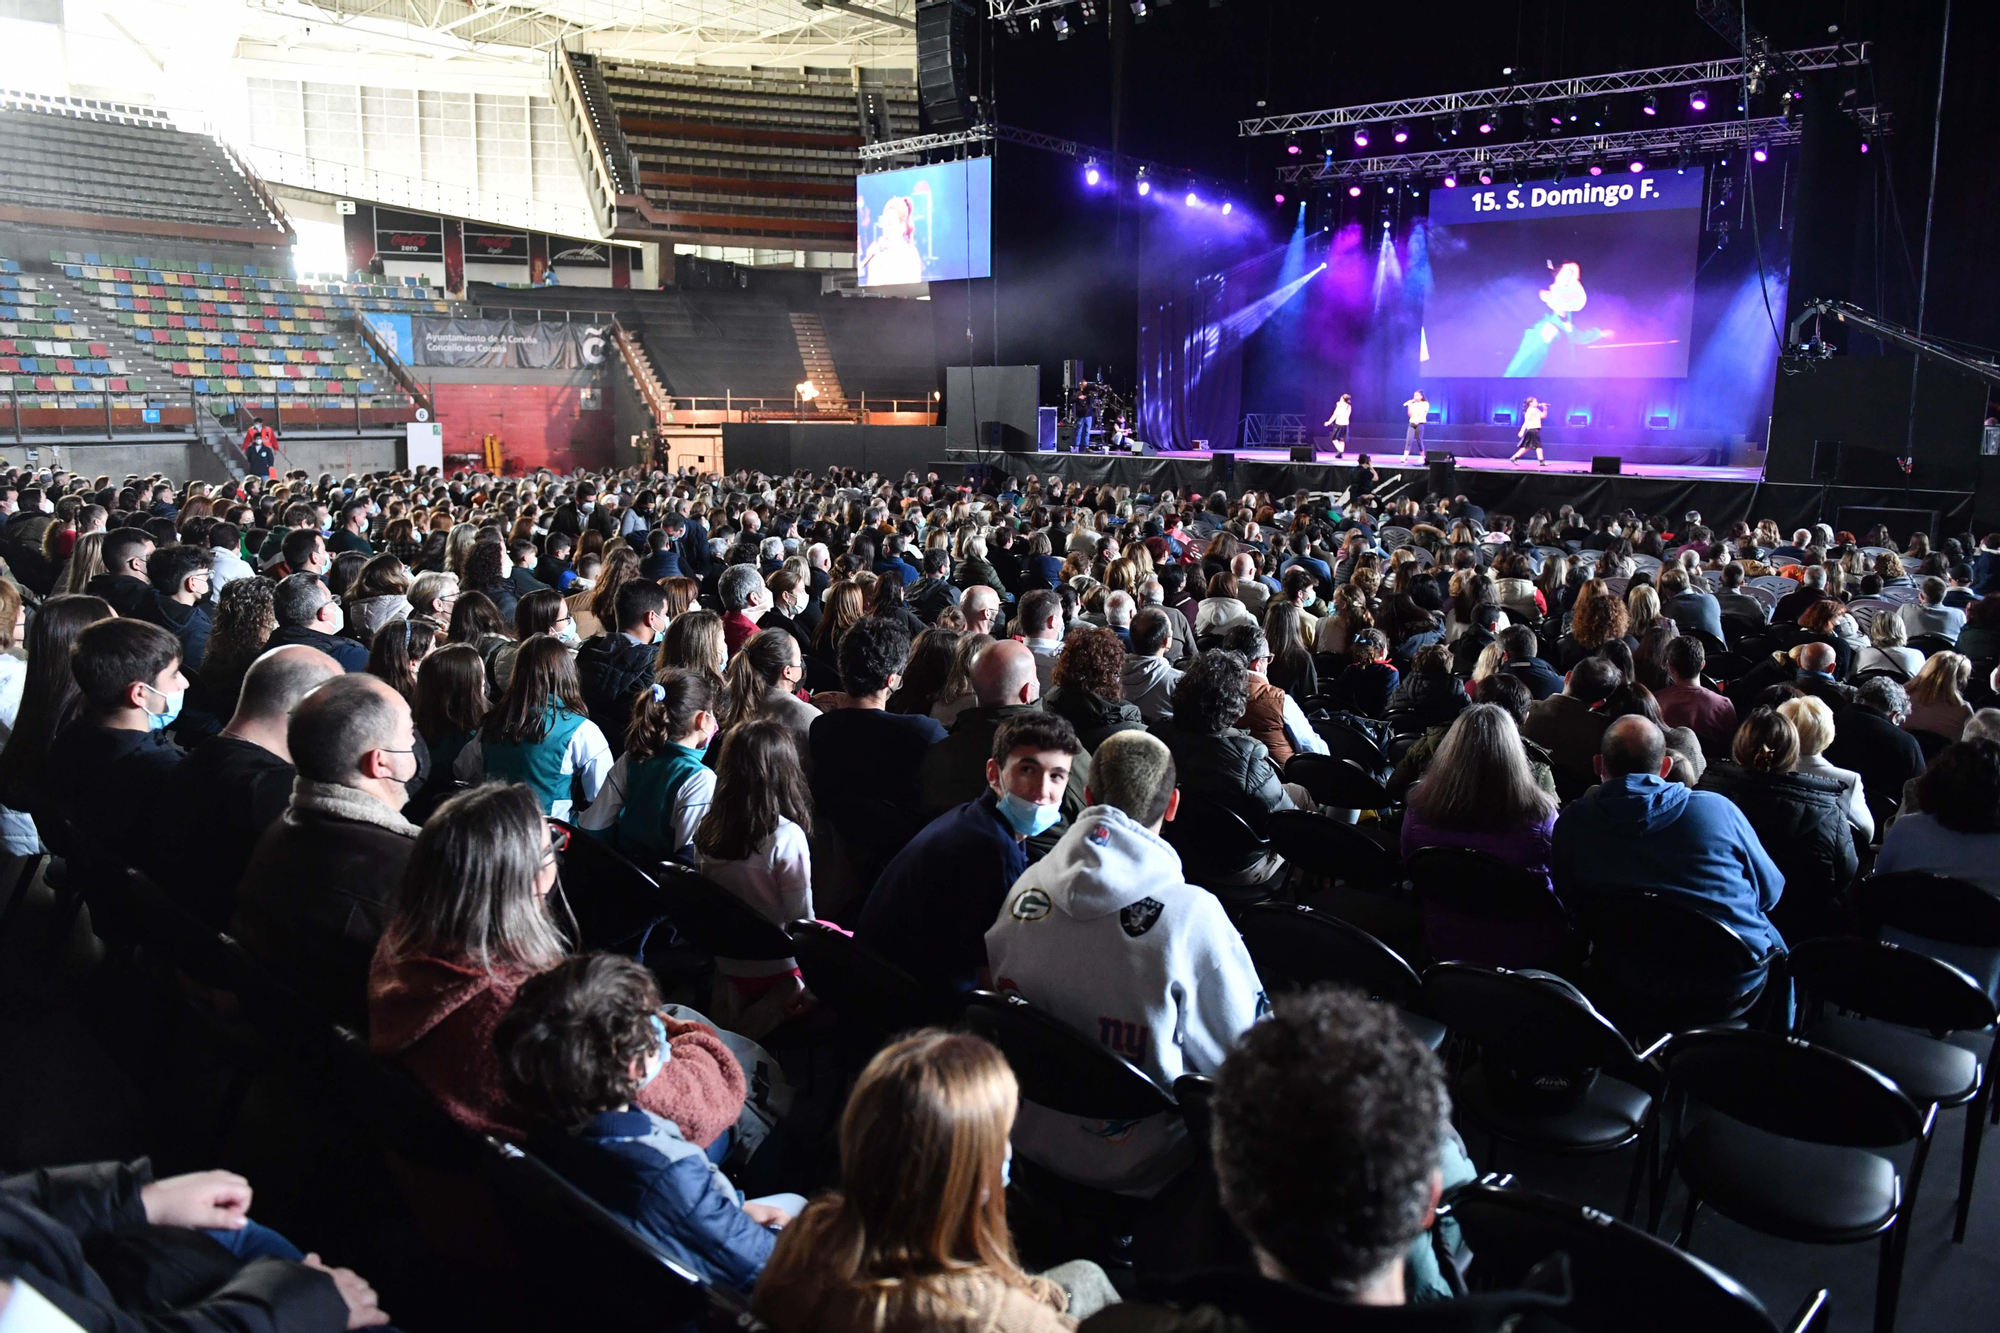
405;318;608;369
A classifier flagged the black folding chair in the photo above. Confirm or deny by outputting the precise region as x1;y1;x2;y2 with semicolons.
1791;936;1996;1242
1158;790;1277;908
1405;846;1571;968
786;919;964;1046
1265;809;1401;894
1649;1028;1928;1333
1236;902;1443;1049
649;861;798;963
1854;871;2000;1038
1425;964;1660;1200
550;820;701;978
1286;752;1397;812
961;990;1180;1248
482;1137;712;1326
1906;632;1958;657
1312;713;1393;778
1577;892;1776;1039
1446;1181;1831;1333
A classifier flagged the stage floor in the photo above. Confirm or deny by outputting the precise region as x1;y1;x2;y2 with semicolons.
1122;447;1763;484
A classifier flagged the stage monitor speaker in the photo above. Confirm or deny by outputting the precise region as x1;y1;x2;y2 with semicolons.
916;0;978;132
985;420;1034;454
1212;451;1236;483
1037;406;1058;450
1291;445;1316;463
1426;451;1455;494
1591;455;1621;475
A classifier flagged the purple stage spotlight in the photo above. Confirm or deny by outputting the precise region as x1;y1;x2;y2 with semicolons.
1689;87;1708;112
1221;201;1233;214
1442;174;1458;188
1751;141;1769;163
1860;140;1871;154
1137;179;1150;196
1588;163;1603;176
1478;168;1493;184
1347;183;1363;197
1476;115;1494;134
1628;158;1645;172
1353;126;1371;148
1084;165;1100;186
1643;94;1658;116
1273;192;1285;204
1391;121;1409;144
1185;191;1201;207
1285;136;1300;155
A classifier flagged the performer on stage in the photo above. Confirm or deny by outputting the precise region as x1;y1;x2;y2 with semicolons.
1509;397;1547;465
1401;391;1429;458
1111;416;1134;451
1324;393;1353;457
1073;388;1095;454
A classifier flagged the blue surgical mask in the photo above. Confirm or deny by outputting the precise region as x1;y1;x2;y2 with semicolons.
995;788;1061;838
141;682;184;731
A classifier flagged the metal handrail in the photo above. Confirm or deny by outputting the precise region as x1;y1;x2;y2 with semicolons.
351;314;434;416
554;47;625;237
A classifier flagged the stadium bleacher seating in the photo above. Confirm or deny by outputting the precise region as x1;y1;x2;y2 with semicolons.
595;57;917;248
0;101;282;234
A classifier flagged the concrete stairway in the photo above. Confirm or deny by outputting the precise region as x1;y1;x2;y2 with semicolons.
787;311;846;409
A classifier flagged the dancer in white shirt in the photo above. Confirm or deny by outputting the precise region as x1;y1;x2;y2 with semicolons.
1323;393;1353;457
1510;396;1548;464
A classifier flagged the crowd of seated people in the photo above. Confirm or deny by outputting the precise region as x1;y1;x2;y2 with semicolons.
6;461;2000;1329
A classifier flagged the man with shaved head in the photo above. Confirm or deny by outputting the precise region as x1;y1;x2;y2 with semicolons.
862;710;1083;994
961;584;1001;638
233;672;423;1028
1552;714;1785;1013
919;638;1066;816
151;644;343;921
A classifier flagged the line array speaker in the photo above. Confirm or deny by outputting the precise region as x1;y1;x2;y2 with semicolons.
917;1;979;132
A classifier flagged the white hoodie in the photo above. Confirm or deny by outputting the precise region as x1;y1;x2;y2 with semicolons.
984;804;1267;1197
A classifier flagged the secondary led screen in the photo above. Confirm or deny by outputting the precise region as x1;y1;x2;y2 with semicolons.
856;157;993;287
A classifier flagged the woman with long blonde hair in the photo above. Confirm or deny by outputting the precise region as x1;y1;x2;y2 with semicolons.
753;1031;1088;1333
57;530;109;595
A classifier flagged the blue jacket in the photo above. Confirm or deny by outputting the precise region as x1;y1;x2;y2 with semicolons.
858;792;1026;994
533;1107;774;1294
1552;773;1784;960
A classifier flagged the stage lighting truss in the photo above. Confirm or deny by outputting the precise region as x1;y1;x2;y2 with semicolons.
1272;114;1822;186
859;121;1237;207
1237;43;1868;139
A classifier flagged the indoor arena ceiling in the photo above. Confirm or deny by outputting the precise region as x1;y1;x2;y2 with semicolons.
246;0;917;68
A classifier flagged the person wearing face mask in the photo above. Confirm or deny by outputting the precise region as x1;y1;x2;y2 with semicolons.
578;669;718;864
759;569;814;659
985;729;1268;1200
263;572;370;672
370;784;745;1145
233;673;424;1031
44;618;189;870
576;580;670;759
859;712;1081;996
718;564;772;657
495;952;801;1293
